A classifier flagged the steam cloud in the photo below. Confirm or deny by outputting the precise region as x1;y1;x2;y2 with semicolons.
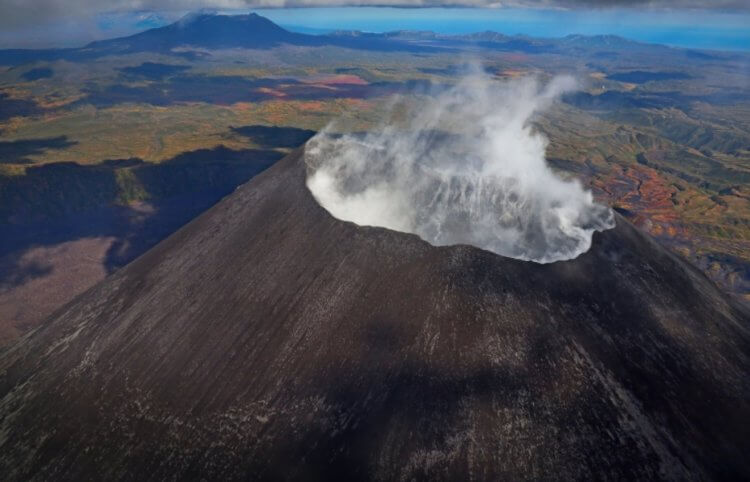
305;72;614;263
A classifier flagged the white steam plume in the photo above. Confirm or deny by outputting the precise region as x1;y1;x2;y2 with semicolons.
304;72;614;263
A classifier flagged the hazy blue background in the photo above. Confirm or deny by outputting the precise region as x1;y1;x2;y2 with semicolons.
2;7;748;51
258;7;750;51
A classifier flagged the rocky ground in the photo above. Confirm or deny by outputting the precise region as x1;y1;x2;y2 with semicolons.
1;149;748;480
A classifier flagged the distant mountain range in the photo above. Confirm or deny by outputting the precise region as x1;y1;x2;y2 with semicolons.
0;13;439;66
0;12;732;67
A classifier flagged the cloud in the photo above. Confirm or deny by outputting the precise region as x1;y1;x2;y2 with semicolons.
304;71;615;263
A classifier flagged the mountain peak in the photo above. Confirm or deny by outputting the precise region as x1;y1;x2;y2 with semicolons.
1;148;748;479
88;12;303;52
561;33;643;48
175;12;286;31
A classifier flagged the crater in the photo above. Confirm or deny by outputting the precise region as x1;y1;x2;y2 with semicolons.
305;73;614;263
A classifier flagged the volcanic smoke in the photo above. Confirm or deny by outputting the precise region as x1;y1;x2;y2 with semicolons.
305;72;614;263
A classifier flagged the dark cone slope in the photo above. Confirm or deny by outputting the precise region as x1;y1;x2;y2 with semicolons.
1;148;749;481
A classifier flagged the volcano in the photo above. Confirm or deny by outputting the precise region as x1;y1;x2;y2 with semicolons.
87;13;311;51
83;13;434;56
1;148;749;480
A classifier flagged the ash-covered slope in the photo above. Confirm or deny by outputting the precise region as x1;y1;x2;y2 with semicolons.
1;148;749;481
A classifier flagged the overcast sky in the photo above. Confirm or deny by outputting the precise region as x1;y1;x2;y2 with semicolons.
1;0;748;48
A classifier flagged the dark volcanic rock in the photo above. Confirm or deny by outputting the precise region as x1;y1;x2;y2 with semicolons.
1;148;749;480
